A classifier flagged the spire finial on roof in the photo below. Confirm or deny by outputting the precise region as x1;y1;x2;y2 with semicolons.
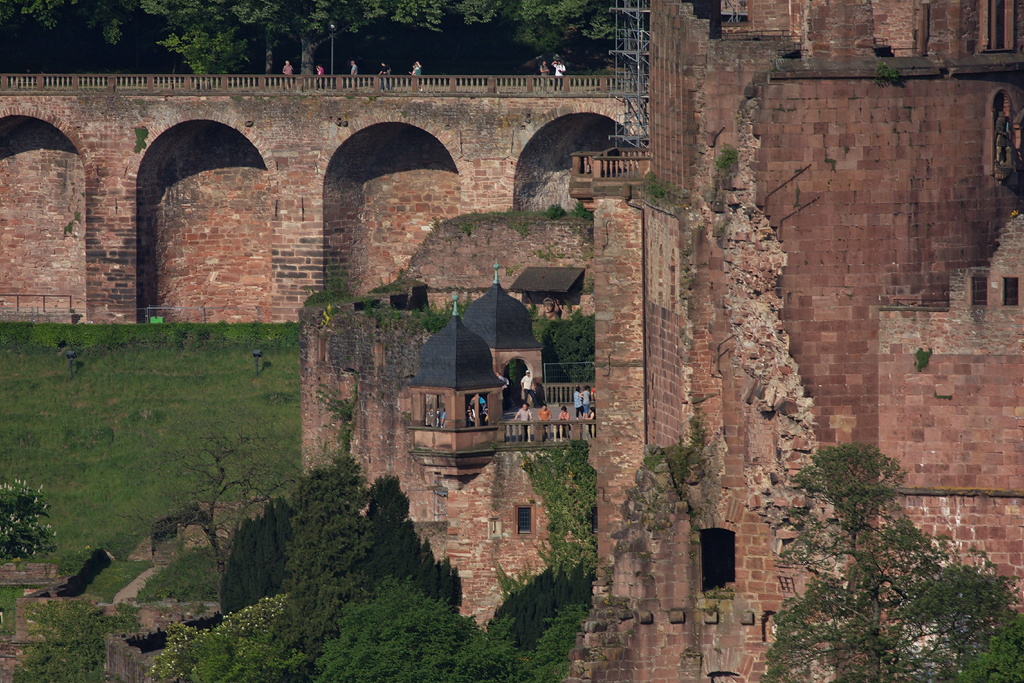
493;262;500;285
451;293;459;318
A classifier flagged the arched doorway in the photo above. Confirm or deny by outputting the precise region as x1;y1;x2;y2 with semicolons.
135;120;271;322
0;116;86;315
513;113;616;211
323;123;460;290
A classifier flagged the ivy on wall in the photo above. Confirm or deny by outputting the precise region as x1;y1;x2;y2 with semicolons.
521;440;597;575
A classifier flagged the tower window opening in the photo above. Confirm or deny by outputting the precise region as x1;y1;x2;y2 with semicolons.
700;528;736;591
1004;277;1019;305
972;276;989;306
517;506;533;535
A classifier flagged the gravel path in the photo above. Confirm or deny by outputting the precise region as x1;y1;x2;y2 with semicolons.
113;566;160;604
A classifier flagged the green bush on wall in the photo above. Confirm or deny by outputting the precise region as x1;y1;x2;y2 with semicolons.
0;322;299;351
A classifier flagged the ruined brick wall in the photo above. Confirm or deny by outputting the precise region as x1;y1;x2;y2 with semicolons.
404;215;594;306
590;195;647;547
649;0;707;190
0;117;85;313
0;564;57;586
300;307;549;621
756;76;1022;448
0;94;616;323
876;214;1024;493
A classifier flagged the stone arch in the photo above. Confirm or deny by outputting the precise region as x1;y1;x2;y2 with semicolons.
0;115;87;315
513;113;617;211
136;120;272;321
323;122;460;289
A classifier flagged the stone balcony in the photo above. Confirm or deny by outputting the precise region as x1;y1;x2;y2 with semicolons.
569;148;651;200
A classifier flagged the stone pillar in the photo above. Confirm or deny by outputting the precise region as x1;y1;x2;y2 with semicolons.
591;194;645;562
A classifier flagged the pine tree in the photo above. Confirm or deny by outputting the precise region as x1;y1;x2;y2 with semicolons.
764;443;1018;683
278;454;372;660
220;497;293;614
491;562;593;650
364;475;462;610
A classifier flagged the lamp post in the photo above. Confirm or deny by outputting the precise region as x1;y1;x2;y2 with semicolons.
253;349;263;378
66;349;76;380
329;24;336;76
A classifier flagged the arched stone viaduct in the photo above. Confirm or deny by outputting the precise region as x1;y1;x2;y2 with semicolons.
0;91;617;322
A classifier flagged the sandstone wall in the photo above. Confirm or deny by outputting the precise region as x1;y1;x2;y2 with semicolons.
0;94;616;323
404;215;594;307
756;75;1022;448
0;117;85;314
300;306;550;621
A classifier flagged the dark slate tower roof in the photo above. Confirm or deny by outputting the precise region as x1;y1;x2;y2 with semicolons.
463;264;543;350
410;296;505;390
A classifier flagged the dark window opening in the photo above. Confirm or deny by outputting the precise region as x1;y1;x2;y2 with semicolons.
517;506;532;534
591;506;598;534
988;0;1014;49
700;528;736;591
972;276;989;306
1005;277;1019;306
873;46;895;57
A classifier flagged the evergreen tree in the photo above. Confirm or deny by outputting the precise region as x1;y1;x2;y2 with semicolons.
364;475;461;610
314;580;521;683
491;562;593;650
278;454;372;661
221;497;294;615
764;443;1018;683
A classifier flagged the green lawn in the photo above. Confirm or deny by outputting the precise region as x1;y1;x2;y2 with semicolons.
0;346;301;562
0;586;24;634
79;560;154;603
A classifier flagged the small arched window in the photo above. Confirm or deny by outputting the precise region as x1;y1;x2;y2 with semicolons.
700;528;736;591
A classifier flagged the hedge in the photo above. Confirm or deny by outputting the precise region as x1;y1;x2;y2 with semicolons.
0;321;300;351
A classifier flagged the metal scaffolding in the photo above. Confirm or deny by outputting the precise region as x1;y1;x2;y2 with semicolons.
610;0;650;148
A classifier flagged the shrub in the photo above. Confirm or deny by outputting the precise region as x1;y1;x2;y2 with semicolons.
715;145;739;175
545;204;567;219
0;321;298;351
571;201;594;221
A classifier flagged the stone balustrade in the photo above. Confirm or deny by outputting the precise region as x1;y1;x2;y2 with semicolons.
570;148;651;199
498;419;597;446
0;74;612;96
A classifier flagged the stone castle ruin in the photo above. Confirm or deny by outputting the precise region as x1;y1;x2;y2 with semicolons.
6;0;1024;674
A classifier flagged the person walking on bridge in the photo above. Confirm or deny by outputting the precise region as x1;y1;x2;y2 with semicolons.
282;61;294;75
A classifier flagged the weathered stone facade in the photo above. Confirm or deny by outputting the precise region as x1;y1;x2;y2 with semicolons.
0;92;615;322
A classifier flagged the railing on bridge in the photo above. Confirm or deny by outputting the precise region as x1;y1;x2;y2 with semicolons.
0;74;612;96
498;419;597;447
570;147;651;199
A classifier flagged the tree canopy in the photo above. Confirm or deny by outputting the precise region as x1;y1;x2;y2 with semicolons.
314;580;521;683
152;594;306;683
764;443;1018;683
0;480;55;562
221;497;294;615
13;600;139;683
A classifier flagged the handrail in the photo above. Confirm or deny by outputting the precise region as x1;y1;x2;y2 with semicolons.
498;419;597;445
0;74;613;96
0;294;72;311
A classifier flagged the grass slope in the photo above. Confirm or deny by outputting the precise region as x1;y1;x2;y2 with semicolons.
0;346;300;561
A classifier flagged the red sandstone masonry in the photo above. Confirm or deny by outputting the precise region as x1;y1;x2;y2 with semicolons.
0;95;616;323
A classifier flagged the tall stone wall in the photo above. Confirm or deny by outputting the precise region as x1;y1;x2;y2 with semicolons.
404;215;594;308
0;116;86;313
756;75;1021;448
0;94;616;323
300;306;551;621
